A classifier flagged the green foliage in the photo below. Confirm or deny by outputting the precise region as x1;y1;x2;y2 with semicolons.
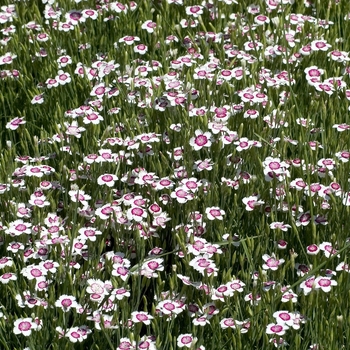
0;0;350;349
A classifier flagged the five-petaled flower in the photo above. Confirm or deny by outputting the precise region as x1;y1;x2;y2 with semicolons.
313;276;337;292
189;129;213;150
242;195;265;211
13;317;38;336
205;207;225;220
55;295;78;312
177;333;197;348
266;323;289;336
262;254;285;271
131;311;154;325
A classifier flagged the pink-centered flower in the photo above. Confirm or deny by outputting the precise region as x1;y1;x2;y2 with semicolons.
314;276;337;292
82;111;104;125
234;137;253;152
336;262;350;273
78;227;102;242
65;326;91;343
242;195;265;211
266;323;289;336
64;121;86;138
171;187;194;203
97;174;118;187
281;289;298;303
127;206;147;222
13;317;38;336
299;276;315;295
131;311;154;325
68;190;91;206
157;299;185;315
141;20;157;33
306;244;320;255
177;333;197;348
5;219;32;236
319;242;338;258
205;207;225;220
0;272;17;284
55;295;78;312
189;129;213;150
270;222;291;231
6;116;25;130
263;157;289;176
112;264;129;281
262;254;285;271
119;35;140;45
310;39;331;51
220;318;242;329
141;258;164;273
185;5;203;17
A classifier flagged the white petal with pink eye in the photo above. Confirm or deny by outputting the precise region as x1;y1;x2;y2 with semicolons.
142;258;164;272
13;317;38;336
6;117;26;130
127;206;147;222
262;254;284;271
55;295;78;311
112;264;129;281
78;227;102;242
314;276;337;292
97;174;118;187
205;206;225;220
220;318;241;329
189;129;213;150
0;272;17;283
266;323;289;336
131;311;154;325
149;202;162;216
177;333;197;348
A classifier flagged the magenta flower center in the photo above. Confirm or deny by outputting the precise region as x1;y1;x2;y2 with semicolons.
210;209;221;217
308;245;318;252
15;224;26;231
176;189;187;198
305;279;315;288
271;325;283;333
131;208;143;216
85;230;96;237
243;93;254;100
279;313;291;321
19;321;31;331
117;267;128;275
164;303;175;311
31;269;42;277
101;207;113;215
269;162;280;170
137;314;148;321
266;258;279;267
195;135;208;146
228;283;240;291
225;319;235;326
61;299;72;307
181;336;192;344
318;279;331;287
69;12;81;20
147;261;159;270
198;259;210;268
71;332;80;339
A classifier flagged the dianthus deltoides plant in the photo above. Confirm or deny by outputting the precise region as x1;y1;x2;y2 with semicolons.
0;0;350;349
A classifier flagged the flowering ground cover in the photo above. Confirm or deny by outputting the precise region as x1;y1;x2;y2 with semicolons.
1;0;350;349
